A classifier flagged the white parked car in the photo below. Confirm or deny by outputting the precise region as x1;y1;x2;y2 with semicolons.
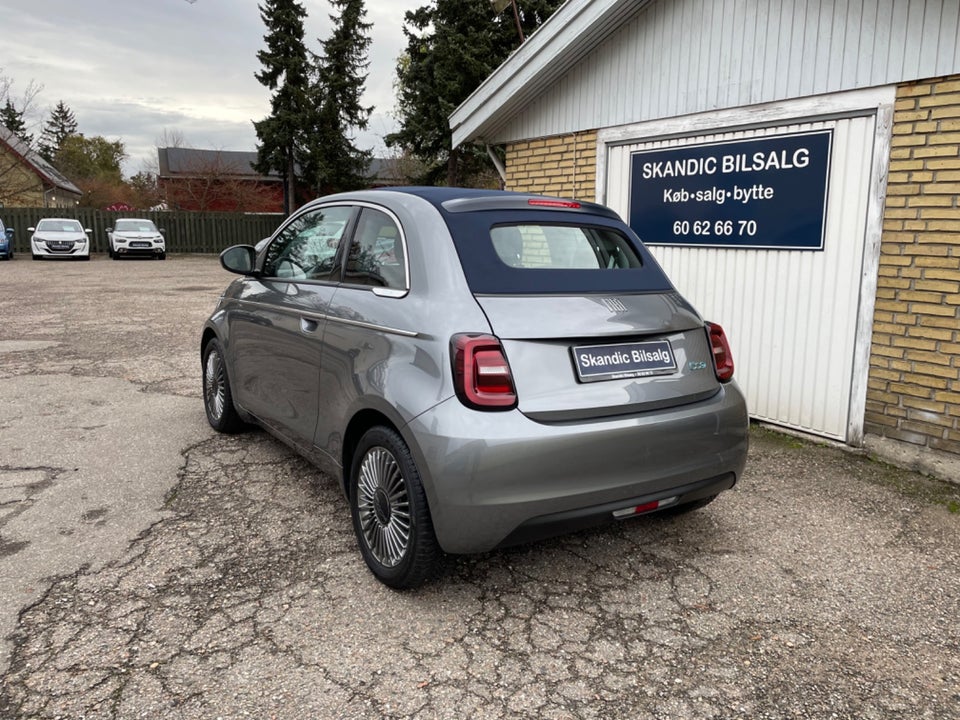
29;218;91;260
107;218;166;260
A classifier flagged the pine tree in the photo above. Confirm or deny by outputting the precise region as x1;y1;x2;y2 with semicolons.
253;0;312;214
388;0;563;186
308;0;373;194
0;99;31;145
38;101;78;162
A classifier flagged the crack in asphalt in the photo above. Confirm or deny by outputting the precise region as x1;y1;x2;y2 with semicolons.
2;261;959;719
0;467;66;536
1;430;959;719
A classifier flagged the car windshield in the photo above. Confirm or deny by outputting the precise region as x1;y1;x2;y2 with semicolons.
37;219;83;233
115;219;158;232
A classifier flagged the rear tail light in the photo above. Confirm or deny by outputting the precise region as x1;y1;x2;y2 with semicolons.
527;198;581;209
706;322;735;382
451;334;517;410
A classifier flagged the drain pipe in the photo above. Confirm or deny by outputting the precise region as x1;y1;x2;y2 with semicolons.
485;144;507;188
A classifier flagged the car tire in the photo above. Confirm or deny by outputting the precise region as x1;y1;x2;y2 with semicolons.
158;252;166;260
350;426;442;589
112;252;120;260
202;338;244;434
81;254;90;261
32;254;40;261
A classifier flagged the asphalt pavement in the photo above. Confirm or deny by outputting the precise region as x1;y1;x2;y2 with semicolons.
0;255;958;719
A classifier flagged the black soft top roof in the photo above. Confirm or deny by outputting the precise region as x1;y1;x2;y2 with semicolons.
379;186;620;220
379;188;672;296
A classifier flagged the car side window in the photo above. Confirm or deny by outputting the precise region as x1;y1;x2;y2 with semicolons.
343;208;407;291
262;206;353;281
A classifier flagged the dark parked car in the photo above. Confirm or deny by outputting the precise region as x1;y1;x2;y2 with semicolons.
0;218;13;260
202;188;749;588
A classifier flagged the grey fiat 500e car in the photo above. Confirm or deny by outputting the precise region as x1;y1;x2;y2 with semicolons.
202;187;748;589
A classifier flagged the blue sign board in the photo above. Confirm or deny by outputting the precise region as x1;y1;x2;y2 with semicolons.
628;130;833;250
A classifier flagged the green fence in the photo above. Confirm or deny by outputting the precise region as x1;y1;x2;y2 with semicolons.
0;208;285;255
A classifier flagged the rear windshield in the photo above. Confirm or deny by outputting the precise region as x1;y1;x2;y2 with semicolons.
442;211;672;295
491;224;643;270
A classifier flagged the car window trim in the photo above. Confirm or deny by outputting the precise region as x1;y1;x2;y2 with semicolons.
339;203;411;296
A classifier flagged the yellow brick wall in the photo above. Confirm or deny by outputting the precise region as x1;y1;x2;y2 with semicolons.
504;131;598;201
866;75;960;456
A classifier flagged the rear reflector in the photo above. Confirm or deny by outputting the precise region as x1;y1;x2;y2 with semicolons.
706;322;735;382
612;496;678;518
527;198;581;209
452;334;517;410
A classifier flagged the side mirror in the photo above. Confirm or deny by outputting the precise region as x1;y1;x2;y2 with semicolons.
105;227;113;234
159;228;166;234
84;228;92;234
27;226;35;232
220;245;258;276
5;228;13;239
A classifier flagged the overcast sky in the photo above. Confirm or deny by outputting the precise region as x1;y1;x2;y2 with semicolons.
2;0;424;175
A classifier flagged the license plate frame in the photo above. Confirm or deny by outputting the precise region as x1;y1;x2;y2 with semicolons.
572;339;677;383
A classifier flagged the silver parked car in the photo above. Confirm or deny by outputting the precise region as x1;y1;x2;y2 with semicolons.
30;218;92;260
202;188;748;588
107;218;166;259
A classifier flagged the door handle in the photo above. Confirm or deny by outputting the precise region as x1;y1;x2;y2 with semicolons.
300;317;320;333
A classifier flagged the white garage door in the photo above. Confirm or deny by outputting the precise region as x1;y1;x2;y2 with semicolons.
603;102;889;442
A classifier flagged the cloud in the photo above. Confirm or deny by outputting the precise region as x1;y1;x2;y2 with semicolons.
3;0;421;175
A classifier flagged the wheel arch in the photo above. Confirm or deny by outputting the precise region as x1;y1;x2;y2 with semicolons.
200;325;219;359
341;409;401;498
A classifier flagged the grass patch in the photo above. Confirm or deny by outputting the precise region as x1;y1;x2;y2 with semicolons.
751;423;960;514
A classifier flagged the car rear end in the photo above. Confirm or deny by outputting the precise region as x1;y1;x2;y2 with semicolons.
403;191;748;554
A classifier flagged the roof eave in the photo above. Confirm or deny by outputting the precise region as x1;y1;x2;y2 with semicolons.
449;0;653;148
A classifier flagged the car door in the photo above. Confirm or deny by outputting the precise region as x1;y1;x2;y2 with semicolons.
227;204;356;449
314;205;415;463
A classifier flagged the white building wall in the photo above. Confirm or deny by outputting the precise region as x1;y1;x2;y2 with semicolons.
489;0;959;143
600;88;895;442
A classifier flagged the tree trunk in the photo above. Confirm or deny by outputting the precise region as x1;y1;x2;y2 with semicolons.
285;152;297;215
447;146;459;187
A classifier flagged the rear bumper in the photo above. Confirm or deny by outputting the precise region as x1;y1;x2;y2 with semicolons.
496;472;735;549
405;382;749;554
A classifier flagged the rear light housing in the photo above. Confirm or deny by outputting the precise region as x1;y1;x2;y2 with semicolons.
706;322;735;382
451;334;517;410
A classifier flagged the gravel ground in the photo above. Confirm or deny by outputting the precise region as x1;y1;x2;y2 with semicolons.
0;255;958;719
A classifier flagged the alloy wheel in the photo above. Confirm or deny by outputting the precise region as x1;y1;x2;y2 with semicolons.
204;350;227;422
356;447;411;568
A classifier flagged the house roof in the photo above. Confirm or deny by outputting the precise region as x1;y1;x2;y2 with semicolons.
157;147;280;179
448;0;654;148
0;124;83;196
159;147;404;186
